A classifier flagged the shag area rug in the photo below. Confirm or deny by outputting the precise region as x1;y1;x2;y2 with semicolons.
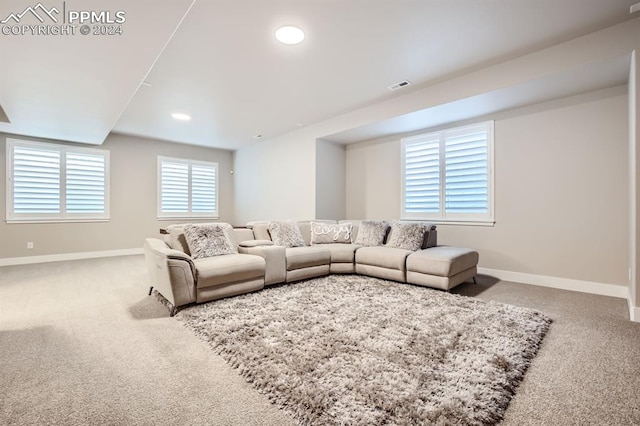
177;275;551;425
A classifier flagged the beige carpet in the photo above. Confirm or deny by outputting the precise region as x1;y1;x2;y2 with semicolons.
1;255;639;425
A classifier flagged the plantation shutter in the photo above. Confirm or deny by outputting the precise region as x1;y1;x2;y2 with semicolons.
160;161;189;213
158;157;218;217
12;145;61;214
404;137;440;214
444;127;488;214
402;121;493;223
7;140;109;221
66;152;106;214
191;164;217;213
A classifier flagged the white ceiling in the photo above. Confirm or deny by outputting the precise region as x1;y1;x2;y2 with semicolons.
0;0;637;150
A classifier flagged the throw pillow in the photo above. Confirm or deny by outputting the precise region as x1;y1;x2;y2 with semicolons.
183;223;237;259
385;221;428;251
353;220;389;247
310;222;353;244
268;221;305;247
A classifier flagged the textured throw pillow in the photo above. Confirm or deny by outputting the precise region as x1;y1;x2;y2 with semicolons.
183;223;237;259
310;222;353;244
268;221;305;247
353;220;389;247
385;221;428;251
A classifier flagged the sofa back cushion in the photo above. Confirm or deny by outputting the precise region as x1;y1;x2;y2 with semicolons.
230;228;255;247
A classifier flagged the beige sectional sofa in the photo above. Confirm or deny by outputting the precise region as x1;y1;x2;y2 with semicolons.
144;220;478;316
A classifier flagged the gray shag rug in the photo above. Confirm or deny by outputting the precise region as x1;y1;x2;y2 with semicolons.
177;275;551;425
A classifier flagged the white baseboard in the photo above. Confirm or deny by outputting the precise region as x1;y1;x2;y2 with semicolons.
628;289;640;323
0;248;144;267
477;267;629;299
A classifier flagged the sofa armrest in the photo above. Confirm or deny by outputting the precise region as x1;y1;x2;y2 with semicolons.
144;238;196;308
239;245;285;285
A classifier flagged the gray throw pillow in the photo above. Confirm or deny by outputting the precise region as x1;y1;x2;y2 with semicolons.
268;221;305;247
310;222;353;244
183;223;237;259
353;220;389;247
385;221;428;251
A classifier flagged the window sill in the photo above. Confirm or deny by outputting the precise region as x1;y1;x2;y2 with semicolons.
400;218;495;227
157;216;220;221
6;218;110;224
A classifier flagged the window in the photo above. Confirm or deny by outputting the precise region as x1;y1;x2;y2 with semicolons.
6;139;109;222
401;121;494;224
158;156;218;219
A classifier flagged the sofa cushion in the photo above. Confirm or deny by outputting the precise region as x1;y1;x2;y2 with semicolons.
269;221;305;248
353;220;389;246
311;243;362;263
285;246;331;271
356;246;413;271
194;254;265;288
183;223;237;259
406;246;479;277
310;222;353;244
385;221;428;251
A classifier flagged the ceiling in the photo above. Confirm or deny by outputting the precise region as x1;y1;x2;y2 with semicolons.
0;0;637;150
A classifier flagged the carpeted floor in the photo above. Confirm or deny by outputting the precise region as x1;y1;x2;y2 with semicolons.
1;255;639;425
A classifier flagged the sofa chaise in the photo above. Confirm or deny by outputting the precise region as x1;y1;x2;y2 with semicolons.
144;220;479;315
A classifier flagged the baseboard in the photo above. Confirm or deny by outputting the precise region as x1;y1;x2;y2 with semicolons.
0;248;144;267
628;289;640;323
477;267;628;299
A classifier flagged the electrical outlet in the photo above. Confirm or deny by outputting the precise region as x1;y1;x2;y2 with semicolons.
27;242;34;249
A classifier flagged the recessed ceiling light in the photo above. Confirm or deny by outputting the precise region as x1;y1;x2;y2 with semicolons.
275;26;305;45
172;112;191;121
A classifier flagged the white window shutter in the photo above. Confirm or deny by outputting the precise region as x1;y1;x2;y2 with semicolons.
444;129;489;213
402;121;493;224
191;164;217;213
160;161;189;213
66;152;106;213
404;138;440;214
12;146;61;214
158;157;218;217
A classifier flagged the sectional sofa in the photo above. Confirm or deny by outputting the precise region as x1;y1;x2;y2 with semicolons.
143;220;479;316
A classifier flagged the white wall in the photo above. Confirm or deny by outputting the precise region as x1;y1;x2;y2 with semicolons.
0;133;234;259
233;135;316;224
346;89;629;287
315;140;346;220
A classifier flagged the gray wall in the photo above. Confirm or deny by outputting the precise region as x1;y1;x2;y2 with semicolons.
345;89;629;286
315;140;346;220
0;133;234;259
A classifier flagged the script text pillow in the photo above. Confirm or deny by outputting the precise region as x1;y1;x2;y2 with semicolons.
353;220;389;247
385;221;428;251
183;223;237;259
268;221;305;247
310;222;353;244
